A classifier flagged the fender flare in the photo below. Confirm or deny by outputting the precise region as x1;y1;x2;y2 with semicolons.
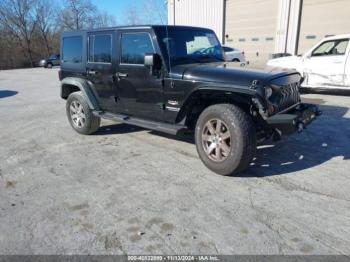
177;84;257;123
60;77;100;110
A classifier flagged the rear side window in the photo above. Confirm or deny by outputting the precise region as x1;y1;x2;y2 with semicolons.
88;34;112;63
121;33;154;64
62;36;82;63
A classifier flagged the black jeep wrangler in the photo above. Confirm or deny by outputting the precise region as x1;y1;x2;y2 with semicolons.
59;25;320;176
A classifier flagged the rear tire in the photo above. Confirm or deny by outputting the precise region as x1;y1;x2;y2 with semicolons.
66;91;100;135
47;63;53;68
195;104;256;176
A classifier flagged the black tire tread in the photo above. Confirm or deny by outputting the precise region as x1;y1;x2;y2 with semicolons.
66;91;100;135
195;103;256;175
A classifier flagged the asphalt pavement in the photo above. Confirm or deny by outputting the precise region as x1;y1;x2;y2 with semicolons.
0;68;350;255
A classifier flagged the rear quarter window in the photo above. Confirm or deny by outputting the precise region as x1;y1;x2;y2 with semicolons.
62;36;83;63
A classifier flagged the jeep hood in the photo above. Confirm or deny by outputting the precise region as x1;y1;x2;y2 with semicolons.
170;62;300;87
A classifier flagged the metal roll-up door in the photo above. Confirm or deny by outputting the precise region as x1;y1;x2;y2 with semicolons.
224;0;279;67
298;0;350;55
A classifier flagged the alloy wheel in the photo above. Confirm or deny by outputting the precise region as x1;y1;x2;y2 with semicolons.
202;118;231;162
70;100;86;128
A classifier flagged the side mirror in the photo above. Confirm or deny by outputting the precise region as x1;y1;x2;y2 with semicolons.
304;53;311;59
144;53;161;70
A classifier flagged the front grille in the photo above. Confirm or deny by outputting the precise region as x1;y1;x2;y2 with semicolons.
270;82;301;112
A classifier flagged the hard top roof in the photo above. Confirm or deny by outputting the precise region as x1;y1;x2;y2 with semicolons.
61;25;214;35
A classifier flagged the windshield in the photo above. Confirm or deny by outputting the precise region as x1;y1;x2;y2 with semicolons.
155;27;224;66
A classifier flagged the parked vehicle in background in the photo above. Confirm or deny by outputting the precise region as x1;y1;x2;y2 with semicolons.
39;54;60;68
267;34;350;91
223;46;246;63
59;25;320;176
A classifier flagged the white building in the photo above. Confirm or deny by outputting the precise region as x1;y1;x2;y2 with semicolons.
168;0;350;65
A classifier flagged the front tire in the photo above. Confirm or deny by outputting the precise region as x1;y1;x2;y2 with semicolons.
195;104;256;176
66;92;100;135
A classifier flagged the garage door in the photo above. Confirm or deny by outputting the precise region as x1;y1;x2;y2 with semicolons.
224;0;279;66
298;0;350;55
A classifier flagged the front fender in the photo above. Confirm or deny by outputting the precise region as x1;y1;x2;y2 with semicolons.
60;77;99;110
176;84;257;123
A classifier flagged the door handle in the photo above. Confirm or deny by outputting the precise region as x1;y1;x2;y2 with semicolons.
87;70;98;75
116;72;128;78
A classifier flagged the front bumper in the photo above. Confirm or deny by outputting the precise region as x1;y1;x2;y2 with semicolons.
266;103;321;135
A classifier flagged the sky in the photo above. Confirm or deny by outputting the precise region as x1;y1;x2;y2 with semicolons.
54;0;168;25
90;0;167;25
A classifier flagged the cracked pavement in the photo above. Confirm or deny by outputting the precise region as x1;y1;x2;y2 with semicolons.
0;68;350;255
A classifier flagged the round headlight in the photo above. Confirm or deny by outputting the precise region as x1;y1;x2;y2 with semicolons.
265;86;273;98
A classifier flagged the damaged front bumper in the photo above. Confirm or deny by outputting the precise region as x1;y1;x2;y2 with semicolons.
266;103;322;137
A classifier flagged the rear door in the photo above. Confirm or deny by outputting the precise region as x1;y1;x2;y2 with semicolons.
303;38;349;88
115;30;164;121
86;31;116;111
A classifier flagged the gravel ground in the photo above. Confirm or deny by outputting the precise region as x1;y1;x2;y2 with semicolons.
0;68;350;255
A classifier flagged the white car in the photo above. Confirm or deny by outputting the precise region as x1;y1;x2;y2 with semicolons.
267;34;350;90
223;46;246;63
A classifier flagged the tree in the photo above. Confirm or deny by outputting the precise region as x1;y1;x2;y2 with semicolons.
124;0;167;26
0;0;117;69
143;0;167;25
125;5;140;26
94;11;117;28
60;0;96;30
35;0;58;56
60;0;116;30
0;0;38;67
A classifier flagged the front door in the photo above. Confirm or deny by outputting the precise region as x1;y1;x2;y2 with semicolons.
303;38;349;88
115;31;164;121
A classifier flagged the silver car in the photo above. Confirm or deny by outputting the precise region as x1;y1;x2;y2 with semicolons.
39;54;61;68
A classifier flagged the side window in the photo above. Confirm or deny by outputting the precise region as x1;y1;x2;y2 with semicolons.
62;36;82;63
312;39;349;57
333;40;348;55
312;41;335;56
88;34;112;63
121;33;154;64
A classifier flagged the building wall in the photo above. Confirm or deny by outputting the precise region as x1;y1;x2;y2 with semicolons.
298;0;350;55
275;0;303;55
224;0;279;66
168;0;350;65
167;0;224;42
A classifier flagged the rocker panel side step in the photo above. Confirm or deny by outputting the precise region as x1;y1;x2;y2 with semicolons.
93;111;186;136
